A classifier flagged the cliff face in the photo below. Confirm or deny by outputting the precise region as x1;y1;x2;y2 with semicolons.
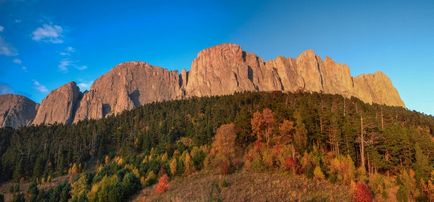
185;44;283;97
2;43;404;127
0;94;38;128
185;44;403;107
353;71;404;106
32;82;82;125
73;62;183;122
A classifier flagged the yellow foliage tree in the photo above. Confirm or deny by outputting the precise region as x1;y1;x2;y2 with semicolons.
169;158;177;176
314;166;325;180
182;151;194;175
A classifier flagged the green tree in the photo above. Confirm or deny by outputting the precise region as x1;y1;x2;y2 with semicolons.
414;143;430;181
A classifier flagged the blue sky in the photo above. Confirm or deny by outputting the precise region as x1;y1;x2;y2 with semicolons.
0;0;433;115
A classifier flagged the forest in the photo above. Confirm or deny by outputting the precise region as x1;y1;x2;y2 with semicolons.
0;92;433;201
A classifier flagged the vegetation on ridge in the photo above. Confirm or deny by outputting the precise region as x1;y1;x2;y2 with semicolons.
0;92;433;201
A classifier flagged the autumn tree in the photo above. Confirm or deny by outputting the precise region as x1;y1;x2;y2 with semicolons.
251;108;276;146
278;119;295;145
70;173;89;201
352;183;373;202
155;174;169;193
208;123;239;174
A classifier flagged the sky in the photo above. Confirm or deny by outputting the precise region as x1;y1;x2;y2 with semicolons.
0;0;433;115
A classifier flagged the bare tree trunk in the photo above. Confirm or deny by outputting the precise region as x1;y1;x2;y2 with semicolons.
360;115;365;169
381;108;384;130
343;98;346;117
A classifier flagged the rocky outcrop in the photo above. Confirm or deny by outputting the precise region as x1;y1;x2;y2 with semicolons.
0;94;38;128
185;44;283;97
186;44;404;107
71;44;404;122
3;43;399;126
73;62;183;122
354;71;404;106
32;82;82;125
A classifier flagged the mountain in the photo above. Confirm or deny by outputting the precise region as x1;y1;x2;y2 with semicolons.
0;44;405;127
0;94;38;128
73;62;184;122
32;82;82;125
73;44;403;122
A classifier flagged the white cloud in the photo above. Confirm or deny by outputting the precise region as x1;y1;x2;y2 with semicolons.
0;26;4;32
0;37;17;56
58;59;71;72
77;81;93;91
58;57;88;72
76;65;88;70
13;58;22;64
32;24;64;44
60;46;75;56
32;80;48;93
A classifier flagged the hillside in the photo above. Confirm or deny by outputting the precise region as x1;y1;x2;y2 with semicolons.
0;92;432;201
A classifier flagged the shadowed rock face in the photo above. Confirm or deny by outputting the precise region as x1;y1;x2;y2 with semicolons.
3;43;402;126
0;94;38;128
32;82;82;125
73;62;183;122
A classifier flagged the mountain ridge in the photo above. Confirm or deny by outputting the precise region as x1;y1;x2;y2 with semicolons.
0;43;405;127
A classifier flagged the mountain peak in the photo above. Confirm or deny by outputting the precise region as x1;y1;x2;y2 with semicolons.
32;81;82;125
0;44;405;127
0;94;38;128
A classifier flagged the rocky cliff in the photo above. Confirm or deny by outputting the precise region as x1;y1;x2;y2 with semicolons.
1;43;405;126
73;62;183;122
32;82;82;125
185;44;404;106
0;94;38;128
186;44;283;96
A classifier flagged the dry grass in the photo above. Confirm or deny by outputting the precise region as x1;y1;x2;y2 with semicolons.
132;171;351;202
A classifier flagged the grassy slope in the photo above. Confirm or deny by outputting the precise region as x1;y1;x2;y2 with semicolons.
132;171;351;202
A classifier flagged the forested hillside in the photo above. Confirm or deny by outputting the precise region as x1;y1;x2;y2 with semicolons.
0;92;433;201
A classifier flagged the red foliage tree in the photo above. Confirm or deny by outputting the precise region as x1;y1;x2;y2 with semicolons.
155;174;169;193
352;183;373;202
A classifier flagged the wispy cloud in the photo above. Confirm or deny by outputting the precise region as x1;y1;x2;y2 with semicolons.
60;46;75;56
0;37;17;56
58;59;88;72
32;80;49;93
12;58;27;71
0;26;4;32
77;80;93;91
76;65;88;70
32;24;64;44
13;58;22;64
58;46;88;72
58;59;71;72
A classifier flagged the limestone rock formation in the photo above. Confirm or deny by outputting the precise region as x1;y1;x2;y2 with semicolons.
73;62;183;122
186;44;404;107
33;82;82;125
0;94;38;128
6;43;401;126
185;44;283;97
354;71;404;106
